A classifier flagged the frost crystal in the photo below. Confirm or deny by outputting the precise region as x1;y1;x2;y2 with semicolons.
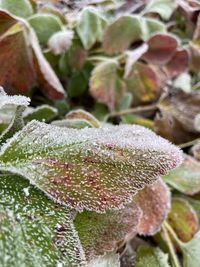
0;120;183;212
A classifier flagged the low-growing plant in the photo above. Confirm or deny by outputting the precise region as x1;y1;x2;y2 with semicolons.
1;0;200;267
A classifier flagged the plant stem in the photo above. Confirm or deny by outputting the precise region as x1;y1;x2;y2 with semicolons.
162;223;182;267
164;222;184;248
179;138;200;149
105;104;157;121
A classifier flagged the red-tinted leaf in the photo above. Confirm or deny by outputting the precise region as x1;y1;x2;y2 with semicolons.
126;62;165;105
143;33;178;65
0;9;65;99
74;203;141;260
154;91;200;144
0;121;182;212
0;22;35;94
165;49;189;77
134;178;171;236
90;60;126;111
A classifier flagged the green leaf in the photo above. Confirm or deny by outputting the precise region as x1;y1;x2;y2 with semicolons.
74;202;141;260
66;109;100;128
76;7;107;50
28;14;62;46
103;15;165;54
0;88;30;144
86;252;120;267
0;174;85;267
167;198;198;242
164;155;200;195
52;119;94;129
143;0;177;20
117;92;133;111
90;60;126;111
0;0;33;18
0;120;182;212
182;231;200;267
135;246;170;267
23;105;58;123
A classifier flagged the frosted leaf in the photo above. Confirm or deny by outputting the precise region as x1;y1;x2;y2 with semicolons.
0;87;30;109
86;252;120;267
0;120;183;212
66;109;100;128
134;178;171;235
23;105;58;123
48;30;74;55
74;203;141;260
0;174;85;267
0;88;30;144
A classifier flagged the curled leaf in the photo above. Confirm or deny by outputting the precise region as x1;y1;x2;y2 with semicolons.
0;120;182;212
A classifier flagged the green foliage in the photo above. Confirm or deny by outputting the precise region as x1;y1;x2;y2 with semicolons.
0;0;200;266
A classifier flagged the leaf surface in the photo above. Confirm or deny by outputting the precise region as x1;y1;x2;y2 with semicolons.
0;120;182;212
0;174;85;267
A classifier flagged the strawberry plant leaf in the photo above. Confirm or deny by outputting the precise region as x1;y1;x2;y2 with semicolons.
165;49;189;78
23;105;58;123
0;173;85;267
126;62;163;105
103;15;165;55
66;109;100;128
0;120;182;212
0;9;65;99
74;202;141;260
0;0;33;18
167;198;198;242
143;33;178;65
164;155;200;195
181;231;200;267
90;60;126;111
135;246;170;267
143;0;177;20
134;179;171;236
52;119;94;129
28;13;63;46
76;7;107;50
0;88;30;144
